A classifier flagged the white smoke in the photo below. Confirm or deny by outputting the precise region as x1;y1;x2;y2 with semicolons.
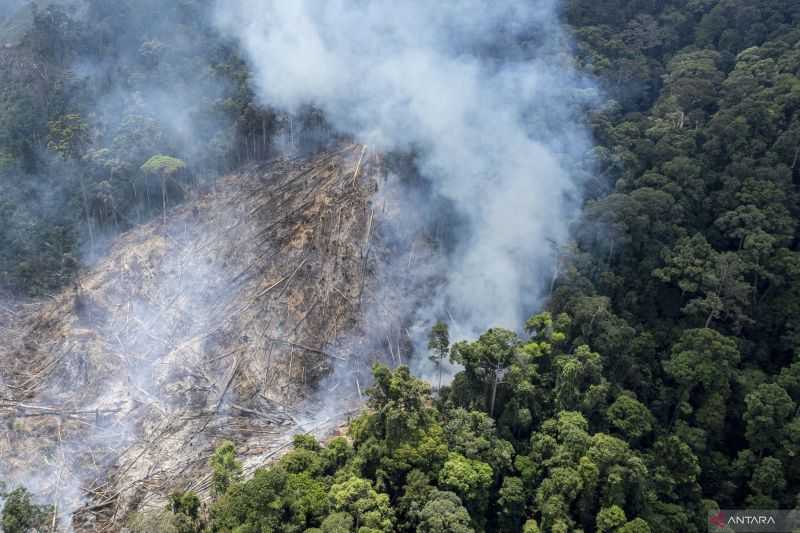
214;0;597;343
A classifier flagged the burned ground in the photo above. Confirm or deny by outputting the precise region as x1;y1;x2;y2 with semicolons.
0;145;431;530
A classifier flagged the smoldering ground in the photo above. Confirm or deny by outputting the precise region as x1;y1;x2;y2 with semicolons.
1;0;248;526
0;1;355;524
0;144;396;530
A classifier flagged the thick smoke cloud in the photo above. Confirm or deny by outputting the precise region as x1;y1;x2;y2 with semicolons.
0;0;26;15
215;1;597;343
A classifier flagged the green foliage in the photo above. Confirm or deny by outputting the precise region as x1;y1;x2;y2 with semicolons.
48;113;90;160
551;1;800;529
497;476;526;531
328;477;394;532
0;0;277;293
165;490;203;532
522;519;542;533
201;368;455;531
365;364;434;444
451;328;520;416
441;409;515;484
428;321;450;389
417;490;474;533
437;453;493;523
170;490;200;519
1;487;52;533
319;512;354;532
743;383;795;454
553;344;606;413
141;154;187;176
210;440;242;497
606;393;654;440
664;329;741;441
209;465;288;531
5;0;800;530
129;492;204;533
618;518;652;533
596;505;627;532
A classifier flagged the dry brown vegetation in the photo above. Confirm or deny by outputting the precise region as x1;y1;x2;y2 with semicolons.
0;144;416;530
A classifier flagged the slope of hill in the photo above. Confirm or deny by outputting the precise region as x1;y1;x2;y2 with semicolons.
0;145;418;529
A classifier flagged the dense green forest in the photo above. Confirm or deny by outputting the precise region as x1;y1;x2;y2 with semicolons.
0;0;296;294
3;0;800;531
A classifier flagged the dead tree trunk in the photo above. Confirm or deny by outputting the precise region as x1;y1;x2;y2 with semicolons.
79;175;95;252
490;372;499;417
161;175;167;225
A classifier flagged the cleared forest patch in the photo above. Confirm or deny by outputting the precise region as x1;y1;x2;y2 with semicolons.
0;144;424;531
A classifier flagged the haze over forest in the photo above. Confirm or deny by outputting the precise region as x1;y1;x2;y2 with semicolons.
1;0;800;532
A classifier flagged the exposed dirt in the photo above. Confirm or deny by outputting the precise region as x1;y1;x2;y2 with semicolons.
0;145;424;531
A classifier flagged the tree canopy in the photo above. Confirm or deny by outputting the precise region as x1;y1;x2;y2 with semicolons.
3;0;800;531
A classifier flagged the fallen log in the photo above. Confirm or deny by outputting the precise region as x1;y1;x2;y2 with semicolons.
264;337;347;361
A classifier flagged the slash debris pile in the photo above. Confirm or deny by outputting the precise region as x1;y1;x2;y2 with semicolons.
0;145;419;530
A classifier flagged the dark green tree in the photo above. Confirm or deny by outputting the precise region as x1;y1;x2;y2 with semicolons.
428;321;450;390
1;487;52;533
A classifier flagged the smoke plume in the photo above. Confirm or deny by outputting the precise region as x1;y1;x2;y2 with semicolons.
1;1;599;525
214;0;597;346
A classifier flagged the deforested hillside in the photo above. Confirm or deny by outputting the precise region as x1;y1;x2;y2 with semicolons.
3;0;800;532
0;145;417;529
